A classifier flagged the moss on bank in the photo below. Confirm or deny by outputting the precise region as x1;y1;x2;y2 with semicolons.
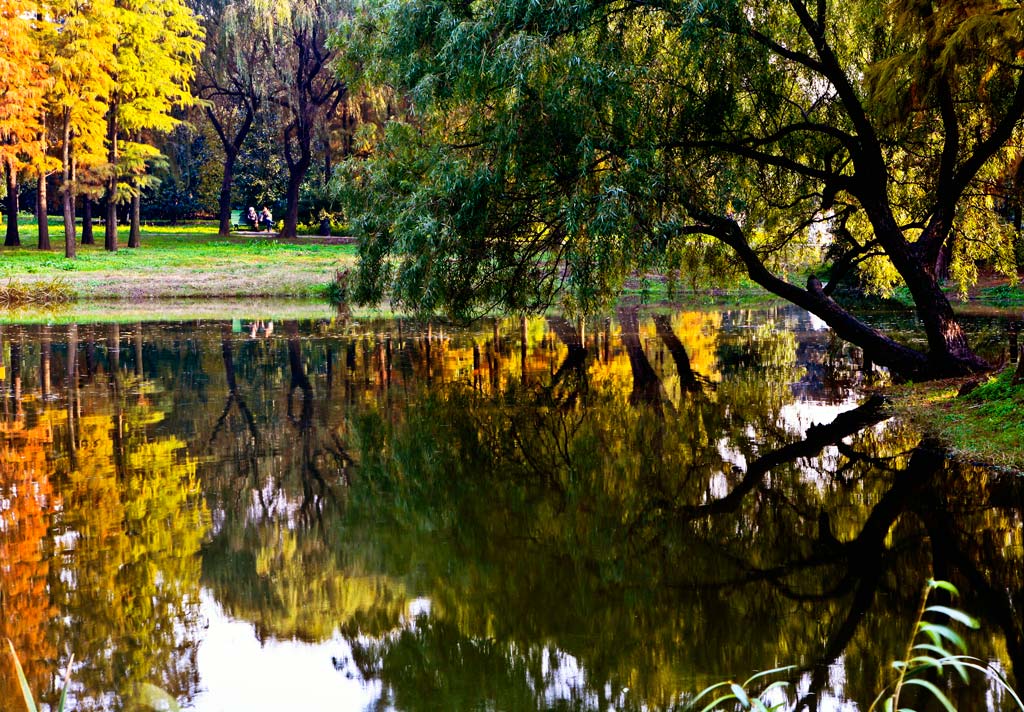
888;366;1024;471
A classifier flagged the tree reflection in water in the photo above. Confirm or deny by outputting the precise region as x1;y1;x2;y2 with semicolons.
0;309;1020;711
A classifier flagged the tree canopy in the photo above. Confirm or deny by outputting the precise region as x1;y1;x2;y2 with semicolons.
338;0;1024;378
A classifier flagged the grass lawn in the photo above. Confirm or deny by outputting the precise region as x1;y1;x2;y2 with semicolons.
0;216;357;300
888;365;1024;471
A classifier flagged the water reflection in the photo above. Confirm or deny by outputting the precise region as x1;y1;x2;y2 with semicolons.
0;308;1020;711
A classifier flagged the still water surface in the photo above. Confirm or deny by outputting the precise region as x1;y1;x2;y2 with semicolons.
0;306;1021;712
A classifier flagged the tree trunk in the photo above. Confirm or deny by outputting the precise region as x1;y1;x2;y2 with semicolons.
713;214;987;379
63;187;76;259
37;171;51;250
4;162;20;247
81;198;94;245
128;189;141;248
62;114;76;259
105;101;118;252
281;158;308;239
217;149;238;237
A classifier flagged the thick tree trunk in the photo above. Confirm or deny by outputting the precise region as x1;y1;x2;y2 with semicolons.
81;198;94;245
37;172;50;250
217;149;238;237
282;157;309;239
4;162;20;247
128;189;141;248
712;214;986;379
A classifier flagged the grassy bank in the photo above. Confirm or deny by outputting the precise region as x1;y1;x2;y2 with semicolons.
0;218;356;300
888;366;1024;471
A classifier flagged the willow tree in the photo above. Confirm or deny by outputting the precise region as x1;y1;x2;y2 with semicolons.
258;0;348;239
103;0;203;251
195;0;267;237
0;0;47;248
340;0;1024;379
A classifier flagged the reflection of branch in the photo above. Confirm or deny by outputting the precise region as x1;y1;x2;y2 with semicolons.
209;333;261;450
680;396;889;518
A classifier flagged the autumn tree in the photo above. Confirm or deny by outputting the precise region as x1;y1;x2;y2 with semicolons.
340;0;1024;379
103;0;203;252
0;0;47;248
46;0;117;258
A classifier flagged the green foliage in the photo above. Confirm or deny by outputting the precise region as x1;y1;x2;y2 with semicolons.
871;579;1023;712
691;581;1024;712
685;667;795;712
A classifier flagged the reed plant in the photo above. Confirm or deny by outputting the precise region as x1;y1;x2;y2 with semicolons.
0;278;76;307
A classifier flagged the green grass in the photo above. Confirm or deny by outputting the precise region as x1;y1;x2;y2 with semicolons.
889;366;1024;470
0;214;357;300
977;283;1024;307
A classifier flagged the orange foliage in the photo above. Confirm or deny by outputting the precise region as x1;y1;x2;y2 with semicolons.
0;0;47;175
0;414;61;706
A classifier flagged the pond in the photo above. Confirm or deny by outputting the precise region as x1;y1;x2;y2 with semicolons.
0;305;1021;712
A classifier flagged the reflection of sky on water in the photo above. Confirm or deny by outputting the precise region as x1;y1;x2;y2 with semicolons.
192;590;382;711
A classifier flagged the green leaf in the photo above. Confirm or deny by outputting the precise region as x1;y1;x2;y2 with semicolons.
928;579;960;597
6;639;39;712
688;681;731;709
730;683;751;708
903;679;957;712
56;654;74;712
918;622;966;652
926;605;980;629
699;694;737;712
743;665;795;686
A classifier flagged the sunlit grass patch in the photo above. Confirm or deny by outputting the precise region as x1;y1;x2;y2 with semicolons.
889;367;1024;470
0;220;358;300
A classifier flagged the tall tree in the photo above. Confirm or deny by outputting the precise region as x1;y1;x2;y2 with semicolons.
103;0;203;251
195;0;266;236
340;0;1024;379
0;0;47;247
260;0;348;239
47;0;117;258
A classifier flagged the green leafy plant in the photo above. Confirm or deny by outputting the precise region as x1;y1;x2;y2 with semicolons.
688;580;1024;712
870;579;1024;712
686;666;795;711
6;639;73;712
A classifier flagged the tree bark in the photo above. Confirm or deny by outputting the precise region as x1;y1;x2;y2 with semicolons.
62;113;76;259
217;149;238;237
81;198;94;245
282;150;309;239
105;100;118;252
704;212;987;379
4;161;20;247
37;171;50;250
128;189;141;248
